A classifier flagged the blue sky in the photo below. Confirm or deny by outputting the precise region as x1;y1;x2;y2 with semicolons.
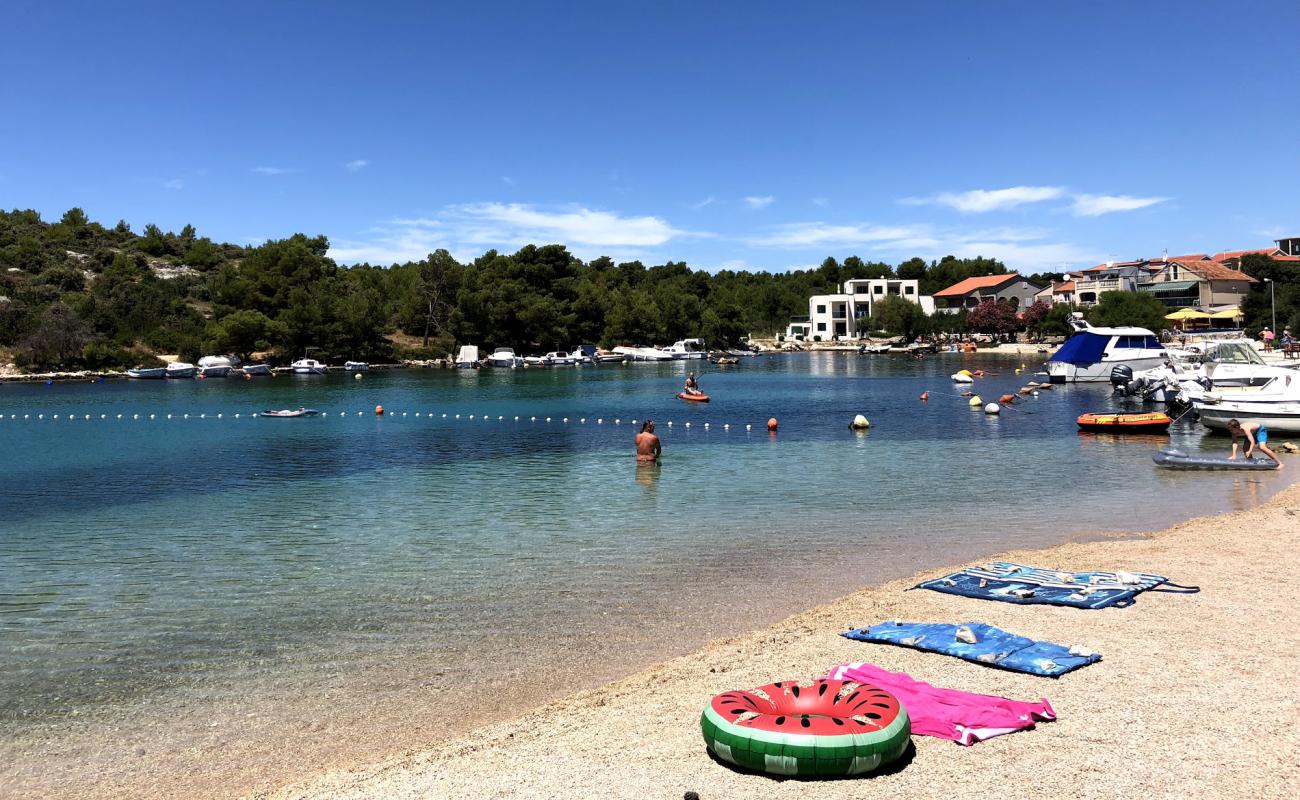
2;1;1296;274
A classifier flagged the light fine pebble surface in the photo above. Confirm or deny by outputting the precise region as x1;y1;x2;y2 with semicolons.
260;481;1300;800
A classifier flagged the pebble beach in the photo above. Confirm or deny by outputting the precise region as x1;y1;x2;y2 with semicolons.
263;478;1300;800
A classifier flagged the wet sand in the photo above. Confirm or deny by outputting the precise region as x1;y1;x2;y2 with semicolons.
264;480;1300;800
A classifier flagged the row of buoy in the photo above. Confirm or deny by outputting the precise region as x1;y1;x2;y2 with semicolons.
0;411;778;431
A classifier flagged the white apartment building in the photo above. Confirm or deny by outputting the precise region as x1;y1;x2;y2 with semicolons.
787;278;933;340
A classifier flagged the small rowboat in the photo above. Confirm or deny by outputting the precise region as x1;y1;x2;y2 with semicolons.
260;408;320;418
1077;411;1171;433
677;392;710;403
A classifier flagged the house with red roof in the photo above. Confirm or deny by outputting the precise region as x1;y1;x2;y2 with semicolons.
1144;258;1256;310
932;273;1043;313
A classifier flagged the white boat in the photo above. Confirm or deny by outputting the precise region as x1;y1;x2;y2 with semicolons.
861;343;892;354
165;362;197;378
344;361;370;372
523;355;550;367
454;345;480;369
241;363;272;376
126;366;167;379
1195;371;1300;434
662;338;708;360
595;349;626;363
486;348;523;368
545;350;576;366
1117;341;1280;405
198;355;236;378
291;358;329;375
612;345;674;362
1045;326;1166;383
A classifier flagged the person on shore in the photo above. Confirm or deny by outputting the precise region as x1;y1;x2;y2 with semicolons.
684;371;703;396
1226;418;1282;468
635;420;661;463
1261;327;1274;351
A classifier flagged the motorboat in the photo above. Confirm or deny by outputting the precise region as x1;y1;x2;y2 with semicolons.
241;363;272;376
260;407;320;418
612;345;674;362
454;345;480;369
860;343;892;354
594;348;626;363
545;350;576;366
486;348;524;368
1115;340;1279;405
126;366;167;379
197;355;236;378
1193;370;1300;434
165;362;197;378
292;358;329;375
344;361;370;372
663;338;708;360
523;354;550;367
1045;325;1165;383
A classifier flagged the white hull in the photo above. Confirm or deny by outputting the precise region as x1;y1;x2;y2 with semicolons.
1047;354;1166;382
1198;403;1300;434
242;364;272;375
291;359;329;375
127;367;167;379
166;363;196;378
198;366;231;378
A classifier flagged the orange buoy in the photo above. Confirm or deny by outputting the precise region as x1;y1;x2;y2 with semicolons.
920;391;929;401
999;394;1015;405
767;417;778;431
375;405;385;415
973;370;985;377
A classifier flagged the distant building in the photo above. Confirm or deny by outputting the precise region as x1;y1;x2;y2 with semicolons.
786;278;931;340
1072;261;1152;305
932;273;1042;314
1277;237;1300;257
1143;258;1255;309
1034;279;1076;305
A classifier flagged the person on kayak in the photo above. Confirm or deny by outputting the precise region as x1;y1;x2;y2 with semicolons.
684;371;703;396
1227;419;1282;468
635;420;661;463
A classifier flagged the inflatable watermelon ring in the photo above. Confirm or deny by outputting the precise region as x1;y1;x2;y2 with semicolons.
701;678;910;777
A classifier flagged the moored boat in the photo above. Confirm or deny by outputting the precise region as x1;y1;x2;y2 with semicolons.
344;361;370;372
545;350;576;366
197;355;237;378
260;407;320;418
454;345;480;369
126;366;167;379
663;338;708;360
291;358;328;375
165;362;197;378
1045;325;1166;383
1077;411;1172;433
486;348;523;368
241;363;272;376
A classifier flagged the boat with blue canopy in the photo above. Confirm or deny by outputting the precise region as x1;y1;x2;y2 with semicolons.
1045;325;1165;383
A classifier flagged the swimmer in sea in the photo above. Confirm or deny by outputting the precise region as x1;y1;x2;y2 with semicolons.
635;419;661;463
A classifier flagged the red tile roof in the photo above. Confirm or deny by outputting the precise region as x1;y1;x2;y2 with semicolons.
1083;260;1145;272
1165;258;1257;282
1054;280;1076;293
1212;248;1282;261
933;273;1021;298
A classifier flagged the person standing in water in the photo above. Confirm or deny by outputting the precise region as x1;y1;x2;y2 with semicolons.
635;420;661;463
1227;418;1282;468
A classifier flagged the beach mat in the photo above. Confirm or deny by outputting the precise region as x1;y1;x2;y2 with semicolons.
912;561;1198;609
825;661;1056;746
842;621;1100;677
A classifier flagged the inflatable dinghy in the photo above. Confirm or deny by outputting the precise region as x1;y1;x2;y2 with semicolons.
1077;412;1171;433
1152;448;1278;471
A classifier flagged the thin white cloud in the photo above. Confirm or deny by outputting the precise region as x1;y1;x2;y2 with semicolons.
251;166;291;176
811;197;829;207
345;159;369;172
744;195;775;209
330;203;700;265
690;195;716;211
903;186;1064;213
501;176;516;186
1070;193;1167;217
163;178;184;190
748;220;1098;270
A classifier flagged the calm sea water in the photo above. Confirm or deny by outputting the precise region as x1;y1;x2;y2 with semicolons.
0;353;1287;725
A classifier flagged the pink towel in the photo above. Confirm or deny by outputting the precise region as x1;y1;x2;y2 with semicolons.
826;662;1055;746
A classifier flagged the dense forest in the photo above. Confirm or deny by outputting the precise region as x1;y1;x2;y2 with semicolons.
3;208;1289;372
0;208;1021;371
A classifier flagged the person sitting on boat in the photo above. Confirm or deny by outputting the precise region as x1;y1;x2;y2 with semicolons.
1226;419;1282;468
635;420;661;463
684;372;703;396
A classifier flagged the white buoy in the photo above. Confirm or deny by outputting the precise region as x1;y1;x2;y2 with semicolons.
38;414;44;419
200;413;206;419
580;418;586;423
166;414;172;419
546;417;551;422
562;417;568;423
724;423;730;429
235;413;240;418
183;413;189;419
1032;391;1040;397
514;415;519;421
84;414;90;420
53;414;59;419
455;414;461;419
415;412;421;417
149;414;155;419
631;419;637;426
704;422;710;428
851;414;870;429
469;414;475;419
531;416;536;421
685;422;691;428
746;424;752;430
354;373;363;380
115;414;121;419
100;414;106;419
597;418;603;424
985;402;1001;415
667;421;673;427
133;414;138;419
402;412;407;417
498;415;504;420
615;418;621;424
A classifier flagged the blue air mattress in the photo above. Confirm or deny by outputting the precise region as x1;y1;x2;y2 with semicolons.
843;621;1101;677
913;561;1198;609
1153;448;1278;470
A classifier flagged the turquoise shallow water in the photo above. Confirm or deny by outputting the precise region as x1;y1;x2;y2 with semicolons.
0;353;1287;724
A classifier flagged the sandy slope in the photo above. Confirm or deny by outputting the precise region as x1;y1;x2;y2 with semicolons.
263;483;1300;800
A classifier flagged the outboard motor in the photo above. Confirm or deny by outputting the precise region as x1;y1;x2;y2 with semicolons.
1110;364;1134;392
